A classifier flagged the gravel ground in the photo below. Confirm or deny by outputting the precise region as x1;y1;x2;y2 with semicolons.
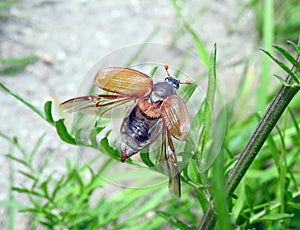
0;0;257;229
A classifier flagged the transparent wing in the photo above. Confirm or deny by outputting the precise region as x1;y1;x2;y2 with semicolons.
158;127;181;197
94;67;153;97
60;94;135;116
161;95;190;141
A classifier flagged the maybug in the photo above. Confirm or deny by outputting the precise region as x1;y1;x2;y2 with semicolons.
60;65;191;197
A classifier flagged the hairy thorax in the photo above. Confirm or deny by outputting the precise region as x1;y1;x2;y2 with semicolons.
137;97;162;119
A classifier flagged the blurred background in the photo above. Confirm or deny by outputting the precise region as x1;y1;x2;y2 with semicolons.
1;0;300;229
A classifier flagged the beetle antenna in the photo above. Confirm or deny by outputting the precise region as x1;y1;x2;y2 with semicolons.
179;80;193;85
164;65;171;77
164;65;192;85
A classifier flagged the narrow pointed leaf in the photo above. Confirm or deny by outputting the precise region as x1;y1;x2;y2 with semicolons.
18;170;36;181
156;211;190;229
6;154;28;167
100;137;121;160
251;213;294;223
0;82;44;119
149;66;158;78
261;49;299;84
140;149;155;167
199;44;217;160
44;101;55;125
273;44;300;73
287;40;300;54
55;119;76;145
273;74;294;87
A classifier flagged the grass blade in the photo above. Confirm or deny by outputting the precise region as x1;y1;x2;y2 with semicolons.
261;49;299;84
0;82;45;119
156;210;190;229
289;108;300;138
198;44;217;160
126;27;159;67
273;44;300;73
257;0;273;112
171;0;209;68
287;40;300;54
0;1;17;9
0;55;38;75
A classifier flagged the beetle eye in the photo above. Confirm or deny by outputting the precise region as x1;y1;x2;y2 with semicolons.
165;77;180;89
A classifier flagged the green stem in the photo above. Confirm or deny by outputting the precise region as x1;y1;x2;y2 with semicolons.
257;0;274;112
199;54;300;230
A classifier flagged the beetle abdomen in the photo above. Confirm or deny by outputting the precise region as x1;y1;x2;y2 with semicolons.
128;107;150;143
120;99;163;162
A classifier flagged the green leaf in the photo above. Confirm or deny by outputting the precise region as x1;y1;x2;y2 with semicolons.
186;159;202;184
190;99;205;137
181;83;197;103
89;126;105;148
266;134;280;169
251;213;294;223
245;185;254;212
0;82;45;119
212;150;231;230
12;187;44;197
18;170;36;181
6;154;28;167
287;40;300;55
125;27;159;67
52;176;65;200
287;202;300;210
260;48;299;84
171;0;209;68
55;119;76;145
44;101;55;125
273;44;300;73
73;170;84;192
30;133;47;159
156;210;190;229
125;188;167;222
0;1;17;10
0;54;38;75
100;137;121;160
273;74;294;87
289;108;300;141
140;149;155;167
41;181;49;198
149;66;158;78
198;44;217;159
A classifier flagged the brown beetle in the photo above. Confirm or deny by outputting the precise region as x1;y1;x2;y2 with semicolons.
60;65;191;197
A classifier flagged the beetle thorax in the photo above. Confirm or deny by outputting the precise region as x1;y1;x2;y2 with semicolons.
151;82;177;102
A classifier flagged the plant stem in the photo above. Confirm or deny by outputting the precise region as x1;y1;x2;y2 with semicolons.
257;0;274;112
199;54;300;230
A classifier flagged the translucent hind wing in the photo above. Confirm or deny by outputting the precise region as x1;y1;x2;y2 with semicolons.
60;94;135;116
158;127;181;197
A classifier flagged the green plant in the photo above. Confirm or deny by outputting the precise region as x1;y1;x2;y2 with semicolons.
0;0;17;18
200;41;300;229
250;0;300;44
2;39;300;229
0;55;38;75
1;1;300;229
0;40;219;228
